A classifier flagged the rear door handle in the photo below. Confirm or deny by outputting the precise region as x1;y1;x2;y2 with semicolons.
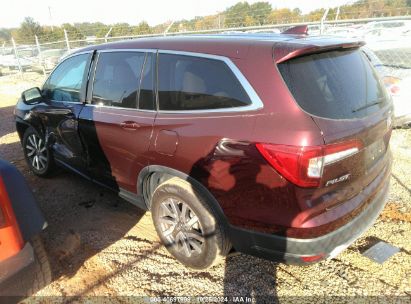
120;121;140;130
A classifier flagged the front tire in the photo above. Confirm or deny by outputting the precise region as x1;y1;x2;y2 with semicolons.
151;177;231;269
22;127;54;177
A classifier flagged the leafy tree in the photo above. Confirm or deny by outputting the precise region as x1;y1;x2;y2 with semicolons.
61;23;85;40
224;2;251;27
133;21;152;35
111;23;133;37
194;15;219;30
16;17;43;43
38;26;65;43
0;28;11;43
250;2;272;25
293;8;302;16
268;8;300;24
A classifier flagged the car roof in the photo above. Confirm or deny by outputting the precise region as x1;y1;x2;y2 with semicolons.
74;33;364;61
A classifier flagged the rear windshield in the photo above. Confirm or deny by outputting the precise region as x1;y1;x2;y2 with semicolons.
278;49;390;119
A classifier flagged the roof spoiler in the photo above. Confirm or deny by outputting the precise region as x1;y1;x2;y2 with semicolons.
282;25;308;35
274;40;366;63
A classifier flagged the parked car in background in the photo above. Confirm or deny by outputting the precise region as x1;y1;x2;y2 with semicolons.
15;30;393;269
30;48;69;73
0;159;50;297
362;47;411;127
359;20;411;35
325;26;359;37
0;48;37;72
40;48;67;71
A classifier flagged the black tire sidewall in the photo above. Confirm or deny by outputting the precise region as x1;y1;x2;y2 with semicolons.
22;127;53;176
152;179;224;269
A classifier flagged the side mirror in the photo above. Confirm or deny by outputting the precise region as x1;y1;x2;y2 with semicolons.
21;87;42;105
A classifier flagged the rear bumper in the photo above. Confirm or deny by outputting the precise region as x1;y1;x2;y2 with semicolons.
0;243;36;296
229;176;389;265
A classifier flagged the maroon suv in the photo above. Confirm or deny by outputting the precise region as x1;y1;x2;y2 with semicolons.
14;30;393;269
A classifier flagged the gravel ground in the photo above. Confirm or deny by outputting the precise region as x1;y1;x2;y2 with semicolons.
0;72;410;302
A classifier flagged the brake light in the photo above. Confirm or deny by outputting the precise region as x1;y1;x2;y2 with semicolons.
256;140;362;188
300;253;325;263
0;176;24;261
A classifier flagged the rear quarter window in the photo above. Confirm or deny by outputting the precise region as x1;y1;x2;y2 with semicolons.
158;54;252;111
278;49;390;119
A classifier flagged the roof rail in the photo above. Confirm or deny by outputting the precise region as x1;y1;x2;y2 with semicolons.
282;25;308;35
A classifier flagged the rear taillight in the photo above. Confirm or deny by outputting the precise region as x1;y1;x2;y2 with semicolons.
0;176;24;261
300;253;325;263
256;140;362;188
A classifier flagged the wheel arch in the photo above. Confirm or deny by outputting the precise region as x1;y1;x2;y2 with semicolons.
15;118;31;141
16;116;46;142
138;165;229;227
0;159;46;243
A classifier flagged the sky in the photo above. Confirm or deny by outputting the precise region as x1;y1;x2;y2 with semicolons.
1;0;353;28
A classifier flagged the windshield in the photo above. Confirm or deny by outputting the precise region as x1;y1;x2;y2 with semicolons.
278;49;390;119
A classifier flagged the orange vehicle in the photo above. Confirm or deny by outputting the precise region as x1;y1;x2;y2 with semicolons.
0;159;50;297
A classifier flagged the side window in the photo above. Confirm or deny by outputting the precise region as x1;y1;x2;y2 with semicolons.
158;54;252;111
138;53;155;111
92;52;145;109
43;54;90;102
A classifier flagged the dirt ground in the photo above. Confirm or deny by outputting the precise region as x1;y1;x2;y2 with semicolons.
0;72;410;302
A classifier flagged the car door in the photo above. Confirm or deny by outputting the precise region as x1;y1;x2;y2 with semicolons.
78;50;157;193
38;52;93;173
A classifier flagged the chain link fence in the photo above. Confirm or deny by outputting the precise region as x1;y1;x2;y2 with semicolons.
1;15;411;81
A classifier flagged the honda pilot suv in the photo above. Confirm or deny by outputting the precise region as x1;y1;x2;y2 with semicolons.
14;30;393;269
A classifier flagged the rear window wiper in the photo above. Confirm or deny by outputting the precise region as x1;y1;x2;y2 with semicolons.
352;99;384;113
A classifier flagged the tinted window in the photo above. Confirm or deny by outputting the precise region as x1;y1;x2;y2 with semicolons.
92;52;145;109
43;54;89;102
139;53;155;110
158;54;251;111
278;49;389;119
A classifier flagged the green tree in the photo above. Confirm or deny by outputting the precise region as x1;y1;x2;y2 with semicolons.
17;17;43;43
61;23;85;40
250;2;272;25
268;8;300;24
133;21;152;35
111;23;133;37
224;2;251;27
0;28;11;43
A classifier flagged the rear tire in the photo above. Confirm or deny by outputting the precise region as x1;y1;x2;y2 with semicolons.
22;127;54;177
151;177;231;269
28;235;52;295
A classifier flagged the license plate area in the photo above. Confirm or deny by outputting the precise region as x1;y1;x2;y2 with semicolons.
365;139;386;169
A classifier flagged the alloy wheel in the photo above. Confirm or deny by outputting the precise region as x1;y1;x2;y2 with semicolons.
25;134;48;171
159;197;205;258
